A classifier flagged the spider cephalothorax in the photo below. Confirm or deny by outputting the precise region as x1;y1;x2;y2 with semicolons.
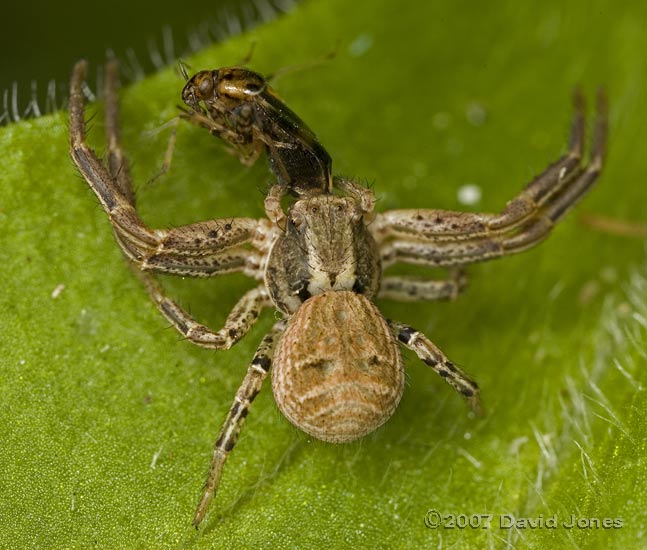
70;58;606;526
265;191;381;312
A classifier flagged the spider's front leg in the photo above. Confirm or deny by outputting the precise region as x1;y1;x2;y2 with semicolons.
372;90;607;268
193;321;286;527
102;55;135;205
69;59;271;278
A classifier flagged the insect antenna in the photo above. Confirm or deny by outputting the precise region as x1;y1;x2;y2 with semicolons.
178;59;191;82
266;42;339;84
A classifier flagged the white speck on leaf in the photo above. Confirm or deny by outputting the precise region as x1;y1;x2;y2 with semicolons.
457;184;482;205
465;102;487;126
348;34;373;57
51;283;65;299
150;446;163;469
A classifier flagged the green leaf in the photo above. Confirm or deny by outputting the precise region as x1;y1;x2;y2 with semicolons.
1;1;646;548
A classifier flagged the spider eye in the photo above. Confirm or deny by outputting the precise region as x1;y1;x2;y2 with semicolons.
311;207;318;214
290;217;303;229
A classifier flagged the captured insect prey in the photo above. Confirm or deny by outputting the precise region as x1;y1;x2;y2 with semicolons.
181;66;332;196
69;56;607;527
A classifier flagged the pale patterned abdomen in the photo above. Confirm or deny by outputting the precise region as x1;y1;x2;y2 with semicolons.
272;291;404;443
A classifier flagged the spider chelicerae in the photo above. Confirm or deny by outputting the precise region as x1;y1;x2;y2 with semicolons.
69;58;607;526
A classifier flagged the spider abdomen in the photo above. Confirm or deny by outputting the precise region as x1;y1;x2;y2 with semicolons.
272;291;404;443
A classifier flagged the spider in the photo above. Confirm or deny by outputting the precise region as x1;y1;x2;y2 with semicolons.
181;65;332;196
69;58;607;527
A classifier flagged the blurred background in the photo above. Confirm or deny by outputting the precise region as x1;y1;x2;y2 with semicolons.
0;0;296;124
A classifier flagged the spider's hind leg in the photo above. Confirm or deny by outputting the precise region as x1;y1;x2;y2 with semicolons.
388;320;482;414
193;321;287;527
